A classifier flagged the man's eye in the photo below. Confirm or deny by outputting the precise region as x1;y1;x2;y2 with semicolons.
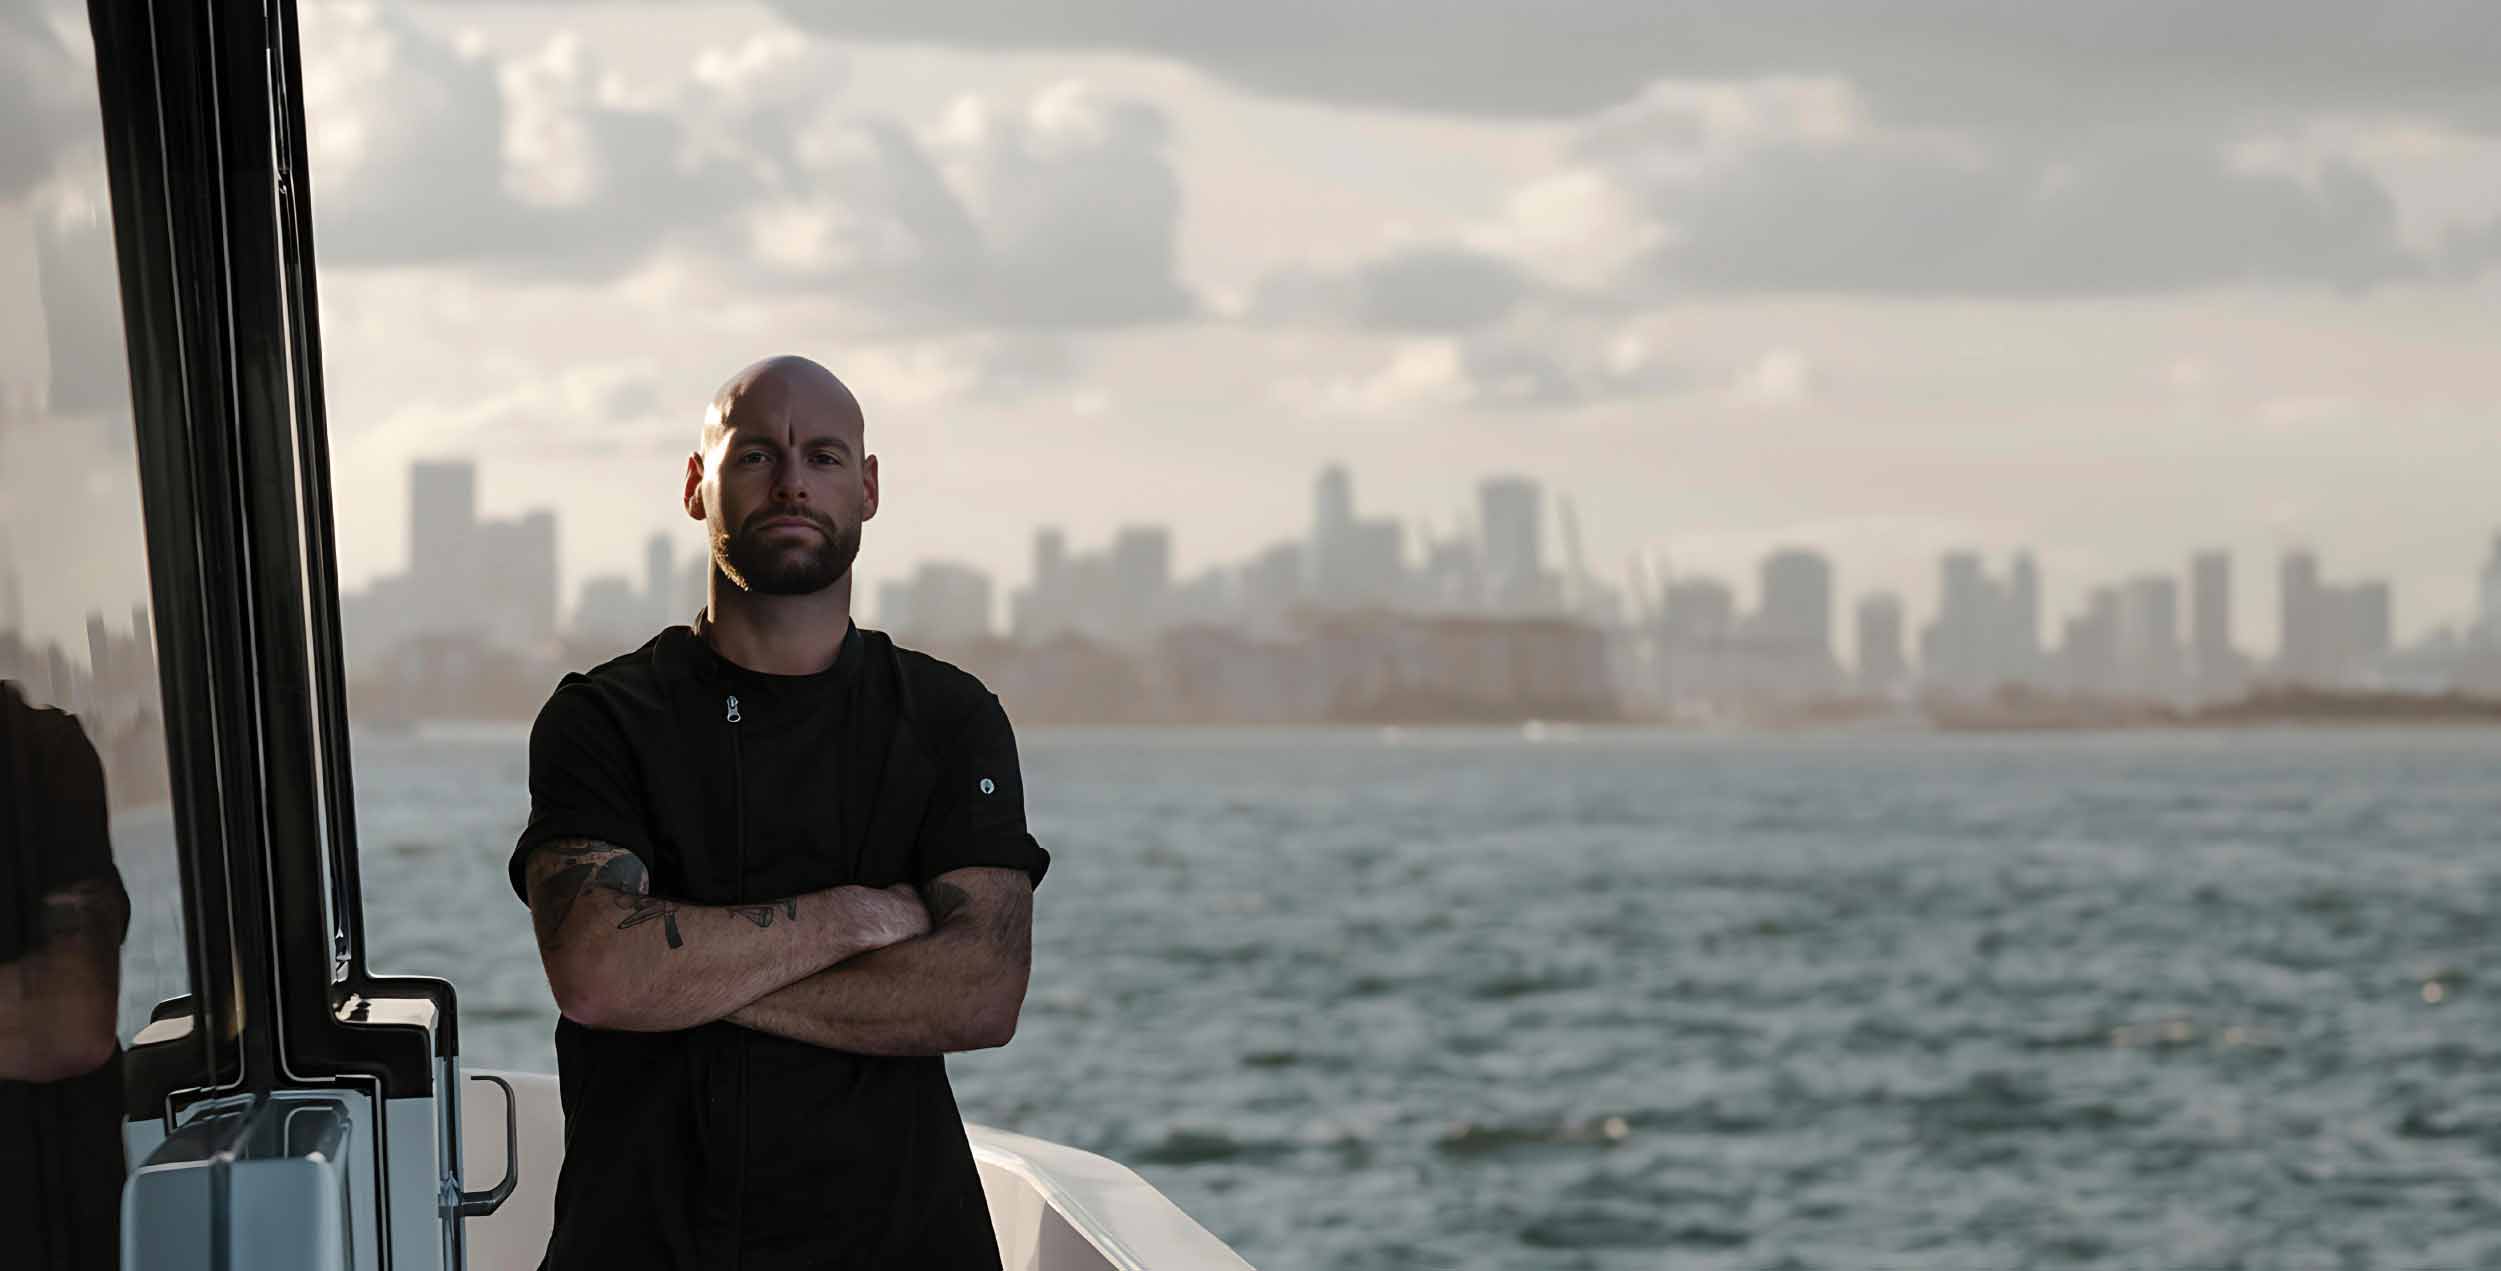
813;453;842;466
739;452;768;465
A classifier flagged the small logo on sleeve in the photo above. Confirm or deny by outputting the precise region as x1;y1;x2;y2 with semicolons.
979;778;996;795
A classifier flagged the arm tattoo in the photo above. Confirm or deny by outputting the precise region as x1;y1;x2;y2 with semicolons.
527;840;799;953
583;853;682;949
726;901;794;929
531;859;597;950
615;896;685;948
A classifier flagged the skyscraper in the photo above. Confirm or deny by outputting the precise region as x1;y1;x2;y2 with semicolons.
644;533;676;623
1033;528;1066;593
2118;574;2183;701
1310;467;1409;611
2008;552;2041;668
880;562;994;647
2479;533;2501;647
1109;525;1174;641
1758;549;1834;660
1855;592;1907;697
1313;465;1355;544
2279;549;2321;682
2190;550;2236;699
1478;476;1542;588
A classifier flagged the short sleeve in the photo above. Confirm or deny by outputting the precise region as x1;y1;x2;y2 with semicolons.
35;713;116;897
914;694;1049;889
509;682;652;902
0;702;121;963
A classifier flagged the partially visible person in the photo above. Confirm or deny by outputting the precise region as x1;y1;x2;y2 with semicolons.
0;678;132;1271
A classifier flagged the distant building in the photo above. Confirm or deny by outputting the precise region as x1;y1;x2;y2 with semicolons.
2478;533;2501;648
2117;574;2184;702
2008;552;2042;668
2057;587;2123;698
879;560;994;648
2189;550;2240;701
1757;549;1834;661
476;509;558;651
2276;548;2395;687
643;533;680;626
1010;524;1174;648
1476;476;1560;615
345;459;559;660
1479;477;1541;587
1310;467;1408;611
2279;549;2323;683
1303;611;1616;722
1662;578;1736;644
1920;550;2040;699
1237;541;1305;636
572;574;646;651
1855;592;1907;697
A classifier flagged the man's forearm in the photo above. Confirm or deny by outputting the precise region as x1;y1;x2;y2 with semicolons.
727;869;1032;1056
529;840;924;1032
725;924;1018;1056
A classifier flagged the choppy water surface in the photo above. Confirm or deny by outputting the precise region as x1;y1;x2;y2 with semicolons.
356;725;2501;1270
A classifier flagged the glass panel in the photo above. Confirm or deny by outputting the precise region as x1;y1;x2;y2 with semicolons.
2;5;200;1263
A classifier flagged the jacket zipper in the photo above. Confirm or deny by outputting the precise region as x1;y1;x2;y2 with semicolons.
726;691;747;1271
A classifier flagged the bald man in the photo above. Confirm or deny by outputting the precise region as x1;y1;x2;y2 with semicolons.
511;356;1048;1269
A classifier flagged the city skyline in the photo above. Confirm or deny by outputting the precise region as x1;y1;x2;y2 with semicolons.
347;454;2499;690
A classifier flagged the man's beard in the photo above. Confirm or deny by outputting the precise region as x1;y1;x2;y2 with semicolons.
714;508;860;596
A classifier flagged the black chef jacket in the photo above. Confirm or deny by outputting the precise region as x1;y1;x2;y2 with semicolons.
0;682;127;1271
509;622;1049;1270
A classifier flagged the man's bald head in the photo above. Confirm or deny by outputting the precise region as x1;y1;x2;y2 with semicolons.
686;354;879;599
701;355;863;452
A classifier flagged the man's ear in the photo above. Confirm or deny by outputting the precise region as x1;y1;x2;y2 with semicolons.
860;453;880;522
683;452;706;521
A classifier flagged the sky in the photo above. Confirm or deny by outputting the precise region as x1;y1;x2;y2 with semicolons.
10;1;2501;655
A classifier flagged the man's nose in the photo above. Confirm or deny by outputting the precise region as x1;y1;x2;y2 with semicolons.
772;458;809;502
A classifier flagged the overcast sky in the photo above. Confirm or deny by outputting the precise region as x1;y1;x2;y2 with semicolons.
15;1;2501;654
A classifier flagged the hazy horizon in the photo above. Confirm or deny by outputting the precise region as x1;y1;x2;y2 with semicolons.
12;1;2501;656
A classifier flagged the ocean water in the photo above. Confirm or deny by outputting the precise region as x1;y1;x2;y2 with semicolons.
353;725;2501;1270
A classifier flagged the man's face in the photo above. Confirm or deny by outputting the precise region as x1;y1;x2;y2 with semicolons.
692;408;876;596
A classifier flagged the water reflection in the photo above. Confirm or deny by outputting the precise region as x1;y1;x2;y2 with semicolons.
0;681;128;1266
4;5;190;1267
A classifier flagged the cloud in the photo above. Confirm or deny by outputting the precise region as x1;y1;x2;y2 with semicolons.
1722;348;1815;411
1481;76;2486;297
1624;134;2437;296
1249;246;1538;332
752;81;1192;327
302;4;746;273
298;7;1191;328
1;9;97;201
1280;327;1683;418
765;2;2501;133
